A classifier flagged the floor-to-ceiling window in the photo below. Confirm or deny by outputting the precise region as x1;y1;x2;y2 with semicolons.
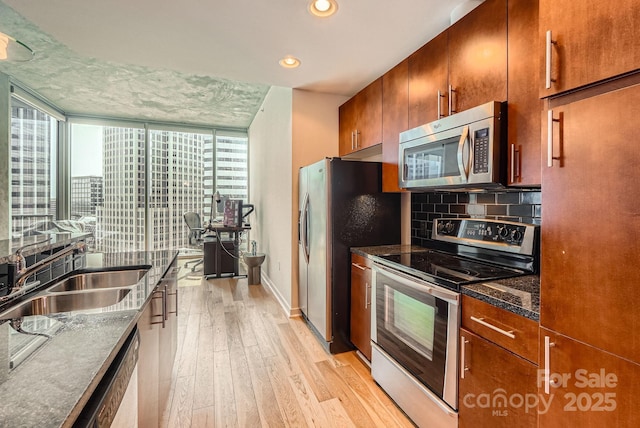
69;121;247;251
9;97;59;238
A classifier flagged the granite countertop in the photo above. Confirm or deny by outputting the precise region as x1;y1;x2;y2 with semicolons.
0;249;178;428
351;245;540;321
0;233;92;264
351;244;428;258
462;275;540;321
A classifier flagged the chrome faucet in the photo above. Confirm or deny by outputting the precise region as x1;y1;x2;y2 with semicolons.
251;240;257;256
2;241;87;303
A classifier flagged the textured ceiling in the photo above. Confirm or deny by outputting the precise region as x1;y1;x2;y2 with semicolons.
0;0;476;129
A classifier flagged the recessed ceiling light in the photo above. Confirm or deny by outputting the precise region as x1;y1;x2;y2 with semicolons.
279;56;301;69
309;0;338;18
0;31;34;62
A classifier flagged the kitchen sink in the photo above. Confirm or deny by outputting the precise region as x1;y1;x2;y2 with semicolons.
0;288;132;320
46;269;149;292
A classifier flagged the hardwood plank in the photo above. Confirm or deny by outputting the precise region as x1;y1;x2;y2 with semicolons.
334;352;414;428
213;349;238;427
315;360;377;427
319;398;356;428
288;317;331;364
265;355;307;427
211;296;228;352
246;302;277;358
193;314;215;410
288;372;332;428
234;301;258;347
191;406;215;428
176;310;200;378
227;318;261;427
244;345;286;428
166;375;195;428
277;323;334;402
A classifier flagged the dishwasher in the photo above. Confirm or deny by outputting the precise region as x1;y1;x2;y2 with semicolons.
73;327;139;427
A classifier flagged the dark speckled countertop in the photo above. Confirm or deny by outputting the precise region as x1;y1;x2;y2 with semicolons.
351;245;540;321
0;250;177;428
462;275;540;321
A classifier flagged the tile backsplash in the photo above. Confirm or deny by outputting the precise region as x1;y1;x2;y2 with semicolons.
411;190;541;246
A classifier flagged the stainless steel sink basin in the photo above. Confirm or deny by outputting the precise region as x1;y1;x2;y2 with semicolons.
47;269;148;292
0;288;131;320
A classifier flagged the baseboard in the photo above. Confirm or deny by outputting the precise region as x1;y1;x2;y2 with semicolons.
260;272;299;318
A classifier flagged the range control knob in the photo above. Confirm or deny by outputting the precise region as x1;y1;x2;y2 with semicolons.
498;225;510;239
511;229;523;242
444;222;455;234
437;222;445;233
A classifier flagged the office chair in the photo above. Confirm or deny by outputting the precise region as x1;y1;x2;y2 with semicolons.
183;212;206;272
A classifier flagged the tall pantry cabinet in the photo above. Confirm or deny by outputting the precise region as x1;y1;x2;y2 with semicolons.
538;1;640;422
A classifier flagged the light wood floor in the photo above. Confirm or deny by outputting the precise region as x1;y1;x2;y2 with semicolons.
161;271;415;428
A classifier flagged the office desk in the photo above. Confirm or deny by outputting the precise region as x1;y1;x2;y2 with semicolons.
203;224;250;278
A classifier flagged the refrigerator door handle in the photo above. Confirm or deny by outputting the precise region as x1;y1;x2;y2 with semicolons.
302;193;310;263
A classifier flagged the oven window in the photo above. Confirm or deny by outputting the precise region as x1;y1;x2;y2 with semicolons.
385;286;435;360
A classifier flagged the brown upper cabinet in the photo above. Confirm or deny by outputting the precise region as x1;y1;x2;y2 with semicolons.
507;0;541;186
408;0;507;128
539;0;640;97
339;78;383;156
541;83;640;365
381;60;408;192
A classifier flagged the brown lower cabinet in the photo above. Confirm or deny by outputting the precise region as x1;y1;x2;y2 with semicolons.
350;253;372;360
539;328;640;427
138;257;178;427
459;328;538;427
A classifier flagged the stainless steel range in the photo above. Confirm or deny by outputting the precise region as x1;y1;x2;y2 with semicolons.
370;218;538;428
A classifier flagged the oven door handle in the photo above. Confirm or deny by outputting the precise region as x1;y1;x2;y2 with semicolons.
456;125;470;183
374;264;460;305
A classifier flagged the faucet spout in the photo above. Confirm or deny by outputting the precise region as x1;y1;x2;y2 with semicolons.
3;241;86;302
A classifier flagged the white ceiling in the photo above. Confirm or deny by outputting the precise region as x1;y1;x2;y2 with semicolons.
0;0;476;128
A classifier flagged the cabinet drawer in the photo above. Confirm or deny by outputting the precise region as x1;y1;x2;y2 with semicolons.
462;294;538;364
351;253;371;270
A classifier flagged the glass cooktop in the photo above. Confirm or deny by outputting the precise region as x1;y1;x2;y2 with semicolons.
376;250;524;290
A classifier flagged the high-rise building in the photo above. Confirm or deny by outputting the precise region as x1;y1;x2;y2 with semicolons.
71;176;103;219
10;101;56;237
98;128;209;252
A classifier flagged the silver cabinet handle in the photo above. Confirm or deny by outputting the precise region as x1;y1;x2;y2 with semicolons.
355;130;360;149
545;30;557;89
365;282;370;309
547;109;561;167
151;287;166;328
543;335;556;394
510;144;521;183
460;335;469;379
448;85;457;115
351;131;355;150
352;262;366;271
470;316;515;339
168;287;178;317
437;90;446;119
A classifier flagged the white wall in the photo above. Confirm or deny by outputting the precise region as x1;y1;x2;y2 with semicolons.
248;87;347;314
248;86;293;310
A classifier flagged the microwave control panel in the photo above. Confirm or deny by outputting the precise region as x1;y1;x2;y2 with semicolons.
473;128;490;174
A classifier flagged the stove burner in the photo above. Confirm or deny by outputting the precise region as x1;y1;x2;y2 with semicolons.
377;250;524;289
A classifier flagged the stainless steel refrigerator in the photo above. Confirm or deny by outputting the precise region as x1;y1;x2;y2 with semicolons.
298;157;400;353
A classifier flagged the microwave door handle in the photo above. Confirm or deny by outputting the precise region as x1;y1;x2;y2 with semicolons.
456;126;470;182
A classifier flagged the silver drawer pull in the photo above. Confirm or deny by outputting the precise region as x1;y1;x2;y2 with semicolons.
352;262;367;271
470;316;515;339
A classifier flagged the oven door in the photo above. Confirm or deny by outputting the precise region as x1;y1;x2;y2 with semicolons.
371;264;460;410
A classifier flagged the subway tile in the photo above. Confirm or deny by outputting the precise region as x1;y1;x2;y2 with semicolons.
428;193;442;204
457;193;470;204
467;204;486;215
487;205;507;215
476;193;496;204
521;191;542;205
442;194;457;204
413;193;427;204
435;204;449;213
449;204;467;214
509;204;534;217
497;192;520;204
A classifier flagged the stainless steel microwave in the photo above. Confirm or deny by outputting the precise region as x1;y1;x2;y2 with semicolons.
398;101;506;190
